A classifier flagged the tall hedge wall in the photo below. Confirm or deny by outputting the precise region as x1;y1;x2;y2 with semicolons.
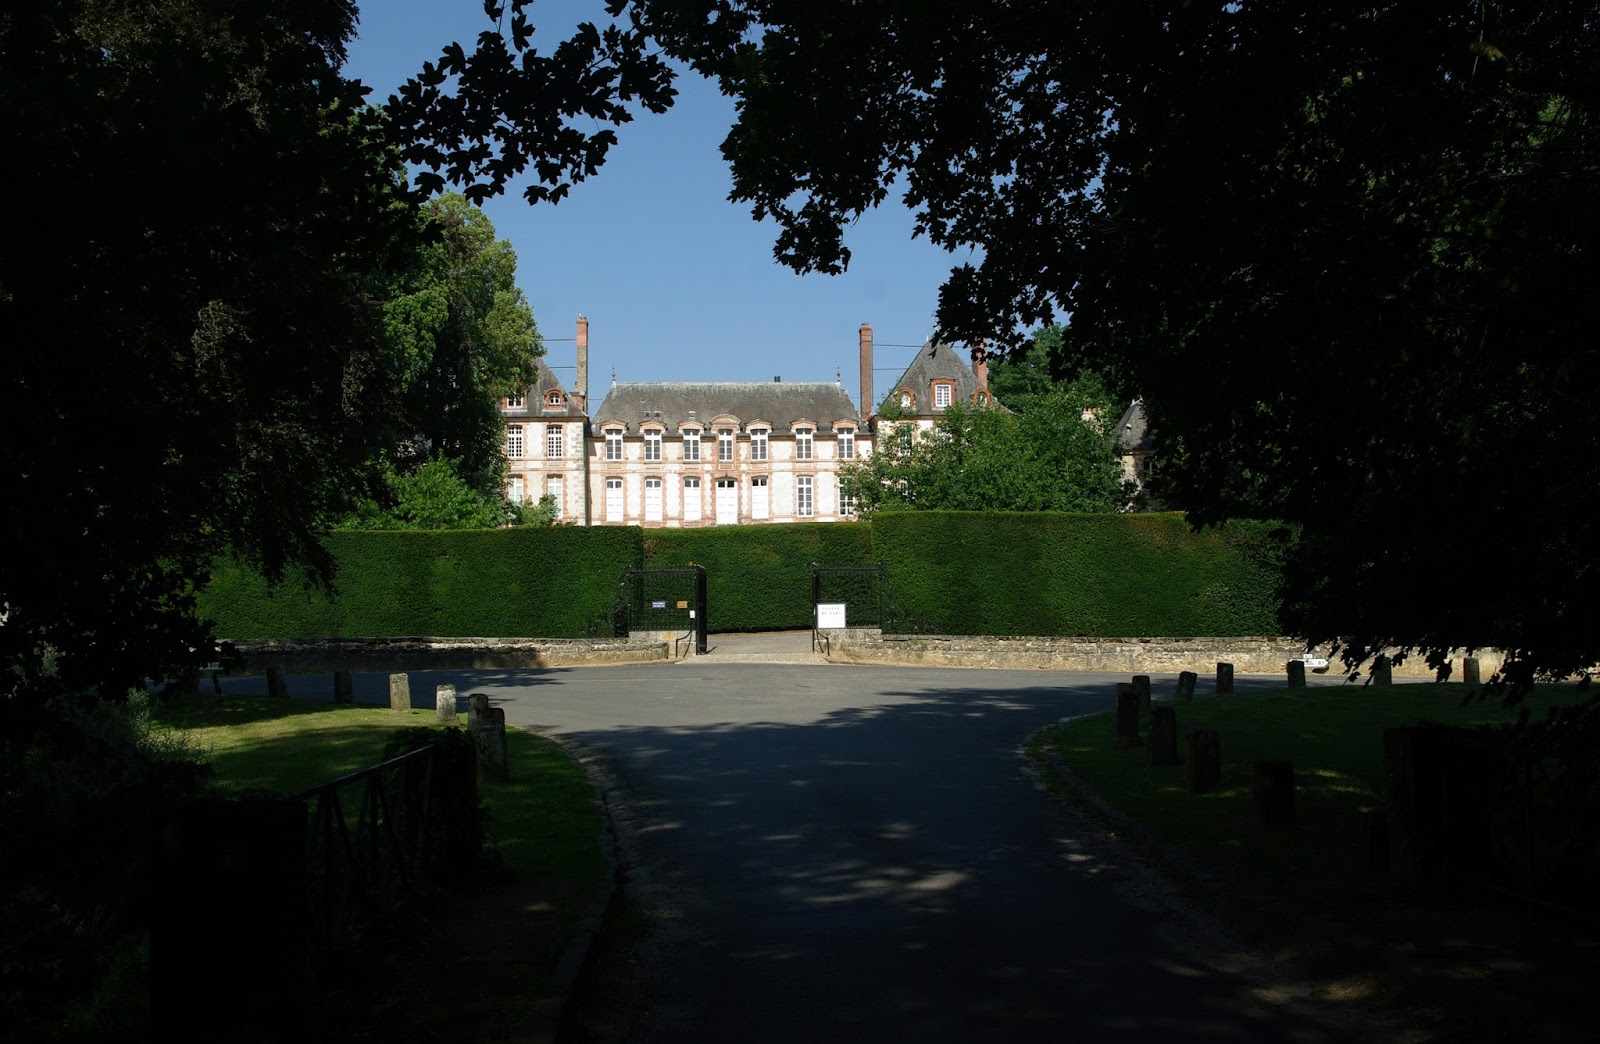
643;523;874;631
871;511;1284;636
198;527;643;638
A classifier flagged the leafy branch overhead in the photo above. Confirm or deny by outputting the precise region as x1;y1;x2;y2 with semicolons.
386;0;678;204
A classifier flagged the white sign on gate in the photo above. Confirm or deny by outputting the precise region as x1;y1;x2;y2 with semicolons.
816;603;846;629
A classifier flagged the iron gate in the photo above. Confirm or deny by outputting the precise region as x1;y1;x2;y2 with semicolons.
616;566;708;655
810;563;886;629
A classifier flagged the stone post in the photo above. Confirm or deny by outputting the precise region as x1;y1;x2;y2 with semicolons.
1174;671;1197;702
1287;660;1306;687
266;666;287;699
388;672;411;712
332;670;353;704
1372;655;1393;686
473;706;509;783
1148;707;1179;767
1132;675;1152;713
1114;684;1142;748
1252;760;1296;825
1216;662;1234;696
1462;656;1481;687
436;684;458;723
468;692;491;730
1185;728;1221;792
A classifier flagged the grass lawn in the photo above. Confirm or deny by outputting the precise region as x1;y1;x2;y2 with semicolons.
1029;682;1581;925
156;694;605;893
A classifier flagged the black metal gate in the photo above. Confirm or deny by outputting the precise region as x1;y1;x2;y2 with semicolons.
616;566;708;655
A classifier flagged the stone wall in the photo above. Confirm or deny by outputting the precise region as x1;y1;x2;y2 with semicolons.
821;630;1505;678
230;636;666;674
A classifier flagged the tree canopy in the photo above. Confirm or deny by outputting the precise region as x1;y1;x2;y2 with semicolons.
580;0;1598;682
843;383;1128;517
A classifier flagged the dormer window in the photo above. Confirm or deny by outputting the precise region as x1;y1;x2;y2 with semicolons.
546;391;564;407
933;382;953;409
507;390;525;409
899;390;913;409
644;429;662;462
604;428;624;461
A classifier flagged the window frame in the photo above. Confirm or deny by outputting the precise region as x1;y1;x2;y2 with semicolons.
604;428;624;461
546;424;563;459
750;427;768;462
796;475;814;517
794;427;813;461
837;428;855;460
505;424;524;459
644;428;663;462
717;428;735;462
682;429;701;462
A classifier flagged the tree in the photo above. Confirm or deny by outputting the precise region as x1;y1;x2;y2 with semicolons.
383;193;542;497
598;1;1600;683
842;385;1127;517
338;458;510;531
1;0;418;699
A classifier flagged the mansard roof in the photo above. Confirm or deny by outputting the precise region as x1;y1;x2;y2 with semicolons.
505;358;585;418
884;338;991;413
593;381;862;434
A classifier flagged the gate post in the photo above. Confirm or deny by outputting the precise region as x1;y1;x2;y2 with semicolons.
695;565;709;654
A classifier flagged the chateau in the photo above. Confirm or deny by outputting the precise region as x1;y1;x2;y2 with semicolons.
501;318;994;526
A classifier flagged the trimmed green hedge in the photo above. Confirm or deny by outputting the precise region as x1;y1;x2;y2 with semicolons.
642;523;874;631
198;527;643;638
871;511;1285;636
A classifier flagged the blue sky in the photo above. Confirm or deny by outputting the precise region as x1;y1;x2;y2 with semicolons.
347;0;980;409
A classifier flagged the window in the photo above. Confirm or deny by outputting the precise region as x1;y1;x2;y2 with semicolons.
795;427;813;461
684;477;702;522
840;492;857;517
507;390;524;409
605;429;623;461
605;477;623;522
644;477;663;522
546;391;563;407
837;428;855;460
796;475;813;517
717;428;734;462
900;391;913;409
644;429;662;462
683;429;700;462
505;424;524;458
508;476;525;503
546;424;563;459
751;476;769;520
750;428;768;461
934;382;952;409
547;476;563;517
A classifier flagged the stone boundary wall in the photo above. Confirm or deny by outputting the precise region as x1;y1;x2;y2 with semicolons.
228;636;667;674
821;630;1506;678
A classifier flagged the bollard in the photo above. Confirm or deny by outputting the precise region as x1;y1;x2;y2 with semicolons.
467;692;491;730
1132;675;1152;713
436;683;458;723
333;670;353;704
1252;760;1296;825
1462;656;1481;688
388;672;411;712
1287;660;1306;687
1216;662;1234;696
473;706;509;783
1185;728;1221;792
1148;707;1179;767
1174;671;1197;702
1372;655;1393;686
266;666;288;699
1114;684;1142;748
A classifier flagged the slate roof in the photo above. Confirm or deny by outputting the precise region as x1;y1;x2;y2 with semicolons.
504;358;585;418
883;338;990;414
1115;400;1153;453
593;381;862;434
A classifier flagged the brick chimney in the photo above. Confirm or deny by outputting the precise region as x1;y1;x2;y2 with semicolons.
575;314;589;410
859;322;873;419
970;341;989;389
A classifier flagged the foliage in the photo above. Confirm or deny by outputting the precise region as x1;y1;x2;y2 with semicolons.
338;457;509;531
843;386;1127;516
643;523;873;630
0;691;214;1038
198;528;645;639
619;0;1600;684
383;0;678;205
382;193;541;497
986;325;1118;420
508;494;562;528
0;0;424;700
871;512;1285;637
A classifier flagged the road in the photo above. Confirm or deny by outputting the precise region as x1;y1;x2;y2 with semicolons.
249;634;1363;1041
